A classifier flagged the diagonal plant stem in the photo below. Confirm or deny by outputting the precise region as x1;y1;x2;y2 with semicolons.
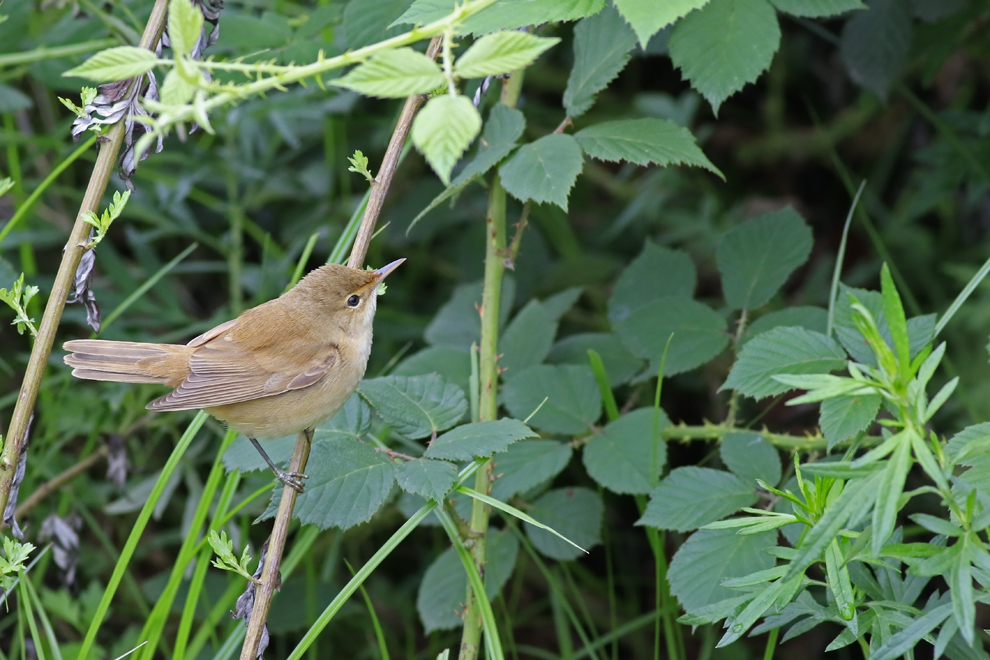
0;0;169;521
238;36;443;660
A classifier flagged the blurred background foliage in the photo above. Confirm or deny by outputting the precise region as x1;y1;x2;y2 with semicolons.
1;0;989;657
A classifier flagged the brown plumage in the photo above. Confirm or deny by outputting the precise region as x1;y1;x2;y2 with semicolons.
64;259;404;490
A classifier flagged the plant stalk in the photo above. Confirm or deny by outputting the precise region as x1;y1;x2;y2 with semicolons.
0;0;169;520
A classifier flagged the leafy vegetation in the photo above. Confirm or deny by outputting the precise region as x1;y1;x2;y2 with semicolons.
1;0;989;658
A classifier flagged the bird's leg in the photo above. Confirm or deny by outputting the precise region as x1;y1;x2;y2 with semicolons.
249;437;308;492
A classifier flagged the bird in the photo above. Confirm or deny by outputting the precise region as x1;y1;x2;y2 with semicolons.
63;258;405;491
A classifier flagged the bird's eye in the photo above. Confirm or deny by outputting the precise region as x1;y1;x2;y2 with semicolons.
347;295;360;307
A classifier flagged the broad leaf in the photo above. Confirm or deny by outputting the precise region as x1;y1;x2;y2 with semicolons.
63;46;159;82
833;285;935;365
638;467;758;530
614;297;728;376
395;458;458;501
613;0;710;47
491;440;573;500
771;0;865;16
547;332;644;386
424;418;537;460
743;306;828;345
502;364;602;434
424;278;515;349
392;346;472;396
526;487;603;560
412;94;482;185
563;6;637;118
417;529;519;632
500;300;557;378
168;0;204;58
359;374;467;439
344;0;414;48
668;529;776;614
499;134;583;210
608;242;696;323
722;326;846;399
820;393;881;450
669;0;781;114
394;0;604;34
455;31;560;78
574;118;722;177
716;207;813;310
720;432;782;486
452;105;525;186
839;0;912;100
334;48;444;98
584;408;670;494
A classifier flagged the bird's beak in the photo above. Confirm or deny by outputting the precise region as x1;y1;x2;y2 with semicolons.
374;258;405;281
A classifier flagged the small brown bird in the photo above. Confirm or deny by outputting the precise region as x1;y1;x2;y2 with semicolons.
64;259;404;491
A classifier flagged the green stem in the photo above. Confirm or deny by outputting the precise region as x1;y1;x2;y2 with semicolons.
0;39;117;67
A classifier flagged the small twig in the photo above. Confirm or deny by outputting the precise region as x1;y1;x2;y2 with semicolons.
501;202;530;270
9;445;110;522
553;116;573;134
374;447;416;462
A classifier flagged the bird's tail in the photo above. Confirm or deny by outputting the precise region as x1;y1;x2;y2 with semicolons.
63;340;190;386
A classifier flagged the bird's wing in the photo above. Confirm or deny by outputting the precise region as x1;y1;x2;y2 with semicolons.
146;337;339;411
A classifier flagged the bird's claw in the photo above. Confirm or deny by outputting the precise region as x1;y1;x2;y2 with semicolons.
276;469;309;493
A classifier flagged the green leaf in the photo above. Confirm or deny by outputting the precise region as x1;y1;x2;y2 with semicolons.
412;94;482;185
869;603;953;660
168;0;204;58
547;332;644;386
613;0;711;47
334;48;445;98
872;436;911;554
491;440;573;500
820;393;881;450
526;487;603;560
499;134;584;211
744;307;828;345
950;541;975;644
451;105;525;186
261;437;395;530
584;408;670;494
723;326;847;399
455;32;560;78
359;374;467;439
839;0;912;100
668;529;776;614
669;0;781;114
608;243;696;323
424;418;537;460
638;467;758;531
502;364;602;434
574;118;722;177
563;6;637;118
720;432;782;486
500;300;557;378
160;68;197;105
614;297;728;376
424;278;515;349
540;287;583;321
461;0;605;35
344;0;414;49
833;285;934;365
62;46;159;82
716;573;804;646
395;458;458;501
393;346;472;397
880;263;910;374
417;528;519;632
771;0;865;16
716;207;813;310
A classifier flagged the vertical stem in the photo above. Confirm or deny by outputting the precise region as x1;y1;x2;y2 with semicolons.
458;69;524;660
0;0;169;518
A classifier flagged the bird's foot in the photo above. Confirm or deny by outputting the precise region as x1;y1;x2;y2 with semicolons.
275;468;308;493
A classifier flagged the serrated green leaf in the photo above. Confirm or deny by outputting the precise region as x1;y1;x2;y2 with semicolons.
393;346;472;397
833;285;934;366
491;439;573;500
412;94;482;185
669;0;781;114
744;307;828;345
716;207;813;310
584;408;670;494
160;68;197;105
499;133;583;210
613;0;710;47
344;0;414;48
638;467;758;531
455;32;559;78
451;105;525;186
63;46;159;82
820;393;881;450
461;0;605;35
608;242;696;322
839;0;912;100
614;297;728;376
334;48;444;98
771;0;865;16
721;432;782;486
261;437;395;530
723;326;847;399
424;277;515;349
500;300;557;378
668;529;776;614
563;6;637;117
168;0;204;57
526;487;603;560
502;364;601;434
424;418;537;460
359;374;467;439
395;458;458;501
574;118;722;177
417;528;519;632
547;332;644;386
